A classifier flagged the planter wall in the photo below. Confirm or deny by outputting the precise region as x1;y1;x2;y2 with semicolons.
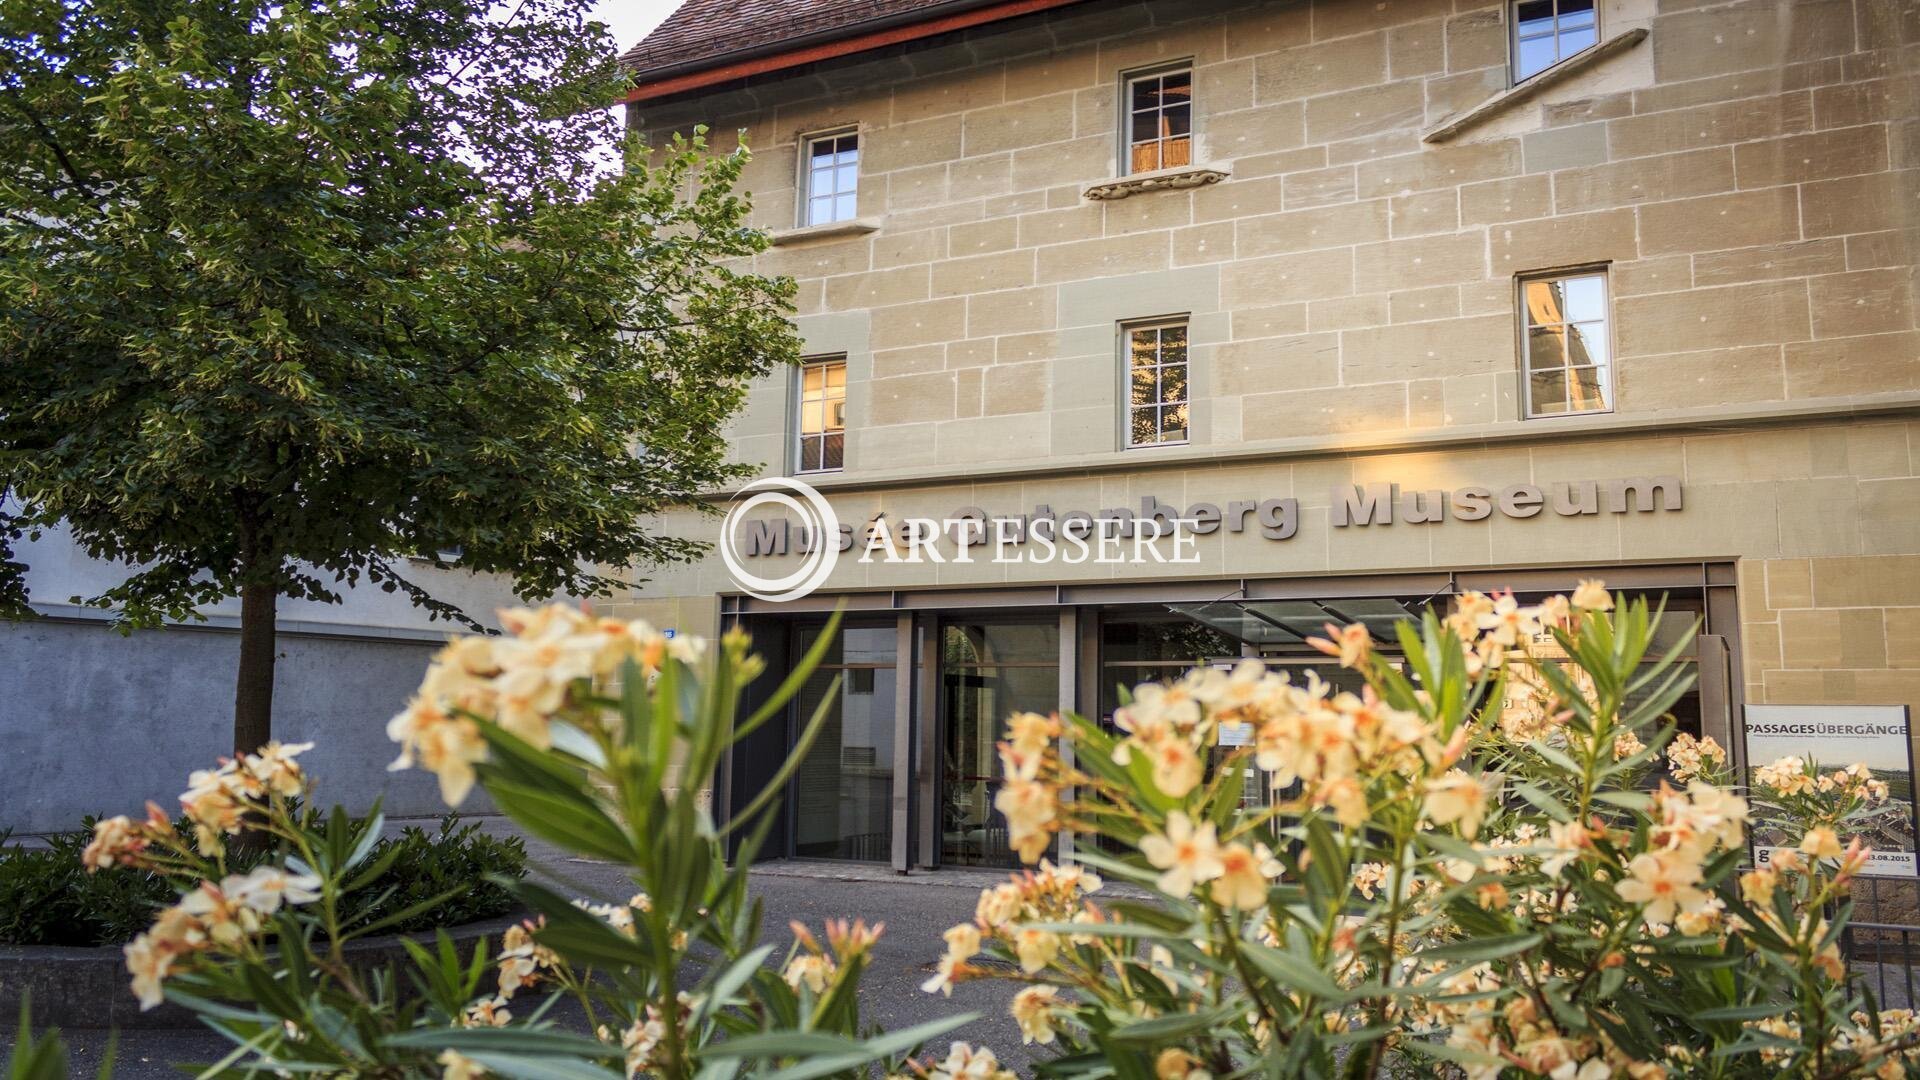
0;914;519;1030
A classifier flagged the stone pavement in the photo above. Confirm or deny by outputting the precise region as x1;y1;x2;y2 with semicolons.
25;827;1047;1077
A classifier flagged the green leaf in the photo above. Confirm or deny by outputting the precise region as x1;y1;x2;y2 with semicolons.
1417;932;1543;964
1241;941;1351;1002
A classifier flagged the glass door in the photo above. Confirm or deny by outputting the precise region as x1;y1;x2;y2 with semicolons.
939;619;1059;867
789;625;897;861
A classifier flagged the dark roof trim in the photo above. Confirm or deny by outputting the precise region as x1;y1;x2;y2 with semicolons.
625;0;1090;104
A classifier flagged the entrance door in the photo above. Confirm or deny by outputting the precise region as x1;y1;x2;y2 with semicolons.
789;625;897;861
938;620;1059;867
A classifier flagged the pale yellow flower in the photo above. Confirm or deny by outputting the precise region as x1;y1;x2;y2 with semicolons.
1423;770;1489;838
83;815;143;871
1476;594;1543;648
241;741;313;798
921;922;981;995
928;1043;1015;1080
1010;985;1061;1044
1617;851;1708;927
1754;755;1815;796
440;1050;486;1080
1542;820;1594;877
975;883;1022;928
1739;867;1778;905
1149;737;1204;798
1013;927;1061;973
1571;579;1613;611
1155;1048;1211;1080
1799;826;1844;859
1140;812;1224;897
124;933;173;1011
1211;842;1281;910
1311;776;1368;827
226;865;322;915
782;953;835;994
1308;621;1372;669
462;996;512;1028
1004;712;1059;757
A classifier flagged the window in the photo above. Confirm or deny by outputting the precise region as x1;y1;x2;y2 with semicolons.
801;131;859;226
1124;68;1192;174
1520;271;1612;417
795;357;846;472
1512;0;1598;82
1126;320;1189;447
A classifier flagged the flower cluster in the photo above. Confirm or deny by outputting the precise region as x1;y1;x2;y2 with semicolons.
780;917;884;996
1140;811;1281;907
124;865;322;1009
1616;781;1750;928
1663;731;1728;783
84;740;315;864
389;604;705;804
994;712;1064;862
893;1043;1016;1080
924;860;1101;1028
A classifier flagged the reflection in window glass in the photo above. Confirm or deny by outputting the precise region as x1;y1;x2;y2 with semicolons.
1125;69;1193;174
1127;321;1190;447
940;622;1059;867
1521;271;1612;417
796;358;846;472
803;132;859;226
1513;0;1598;81
790;625;896;861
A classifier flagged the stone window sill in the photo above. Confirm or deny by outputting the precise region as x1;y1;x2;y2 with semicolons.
768;217;882;245
1083;164;1230;201
1423;28;1649;144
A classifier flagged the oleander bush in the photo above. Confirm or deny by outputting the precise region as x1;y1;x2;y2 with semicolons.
926;584;1920;1079
62;606;965;1078
0;814;523;948
17;583;1920;1079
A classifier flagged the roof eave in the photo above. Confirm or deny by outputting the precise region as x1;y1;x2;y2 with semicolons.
624;0;1090;105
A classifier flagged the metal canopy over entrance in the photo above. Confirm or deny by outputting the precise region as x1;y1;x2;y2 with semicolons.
1164;597;1440;650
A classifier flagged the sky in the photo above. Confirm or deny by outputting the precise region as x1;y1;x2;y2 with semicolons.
591;0;687;57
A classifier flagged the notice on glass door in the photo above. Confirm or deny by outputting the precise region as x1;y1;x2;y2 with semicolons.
1744;704;1918;878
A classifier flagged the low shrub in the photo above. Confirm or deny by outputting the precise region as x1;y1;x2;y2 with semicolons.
0;813;524;948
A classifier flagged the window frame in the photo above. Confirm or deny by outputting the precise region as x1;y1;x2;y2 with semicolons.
1121;316;1193;450
1516;266;1616;421
792;355;848;474
1117;62;1196;177
1509;0;1601;85
796;128;861;228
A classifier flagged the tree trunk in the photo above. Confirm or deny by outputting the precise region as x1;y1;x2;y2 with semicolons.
234;579;278;757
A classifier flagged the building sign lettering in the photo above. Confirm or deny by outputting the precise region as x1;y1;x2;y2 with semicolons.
735;475;1684;559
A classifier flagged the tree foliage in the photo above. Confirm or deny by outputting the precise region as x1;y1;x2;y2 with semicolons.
0;0;798;627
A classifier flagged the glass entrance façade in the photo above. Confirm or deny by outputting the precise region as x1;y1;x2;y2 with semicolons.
727;563;1740;870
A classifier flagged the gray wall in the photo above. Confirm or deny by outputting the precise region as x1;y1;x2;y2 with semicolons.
0;617;485;834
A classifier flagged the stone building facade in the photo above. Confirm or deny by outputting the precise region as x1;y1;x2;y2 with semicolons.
619;0;1918;871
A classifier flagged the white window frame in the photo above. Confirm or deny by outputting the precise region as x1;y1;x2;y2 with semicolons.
1510;0;1601;84
1118;64;1195;176
1518;268;1615;420
1123;318;1191;449
798;129;860;228
793;356;848;474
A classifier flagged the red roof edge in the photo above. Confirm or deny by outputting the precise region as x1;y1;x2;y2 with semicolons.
625;0;1088;105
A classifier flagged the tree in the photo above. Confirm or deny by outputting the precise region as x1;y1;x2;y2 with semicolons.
0;0;799;755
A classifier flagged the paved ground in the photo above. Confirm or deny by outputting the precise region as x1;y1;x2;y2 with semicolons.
25;836;1044;1077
